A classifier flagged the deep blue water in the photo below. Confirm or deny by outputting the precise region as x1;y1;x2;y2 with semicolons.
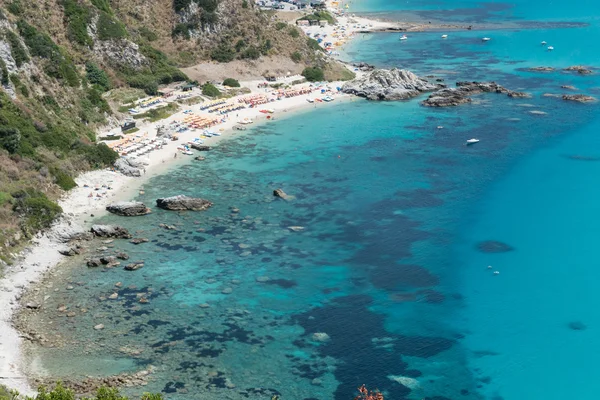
27;1;600;399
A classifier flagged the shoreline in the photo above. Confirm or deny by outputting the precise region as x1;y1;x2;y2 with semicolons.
0;78;355;394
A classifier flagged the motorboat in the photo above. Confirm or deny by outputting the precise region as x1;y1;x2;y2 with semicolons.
547;46;554;51
306;98;315;103
322;96;334;102
400;35;408;40
441;34;448;39
182;150;194;155
466;138;480;145
482;37;491;42
541;40;547;45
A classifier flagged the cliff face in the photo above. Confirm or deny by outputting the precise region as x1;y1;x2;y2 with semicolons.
0;0;328;260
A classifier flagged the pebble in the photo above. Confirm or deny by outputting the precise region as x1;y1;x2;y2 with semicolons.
67;312;76;318
94;324;105;330
256;276;271;283
108;293;119;300
199;303;210;308
221;287;233;294
115;282;123;287
66;285;74;290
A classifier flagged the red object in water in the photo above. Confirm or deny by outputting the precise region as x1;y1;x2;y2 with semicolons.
354;385;384;400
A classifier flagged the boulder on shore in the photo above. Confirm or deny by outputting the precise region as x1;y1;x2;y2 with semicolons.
156;195;213;211
90;225;132;239
114;158;145;177
342;68;440;100
106;201;151;217
190;143;211;151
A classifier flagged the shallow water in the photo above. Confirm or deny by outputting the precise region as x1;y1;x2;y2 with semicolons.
23;1;600;399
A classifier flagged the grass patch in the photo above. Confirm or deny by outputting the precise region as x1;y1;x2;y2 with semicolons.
97;11;127;40
298;10;336;24
6;30;29;67
132;103;179;122
60;0;93;46
202;83;220;97
139;26;158;42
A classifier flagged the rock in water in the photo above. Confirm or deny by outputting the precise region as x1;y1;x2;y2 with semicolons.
476;240;514;253
91;225;132;239
312;332;331;342
563;65;593;75
562;94;596;103
106;202;151;216
568;321;587;331
341;68;440;100
273;189;290;200
190;143;211;151
524;66;555;72
124;262;144;271
156;195;213;211
423;81;517;107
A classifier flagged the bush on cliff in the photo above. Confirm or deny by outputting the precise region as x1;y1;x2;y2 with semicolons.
302;67;324;82
0;382;164;400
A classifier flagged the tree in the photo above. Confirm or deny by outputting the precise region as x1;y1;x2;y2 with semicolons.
85;62;111;91
291;51;302;63
223;78;240;87
302;67;324;82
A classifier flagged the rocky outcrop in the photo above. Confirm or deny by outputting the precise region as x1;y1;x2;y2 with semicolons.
476;240;514;253
507;91;531;98
106;202;151;216
563;66;593;75
561;85;577;90
93;39;148;71
423;81;520;107
562;94;596;102
156;195;213;211
342;68;440;100
124;262;144;271
90;225;132;239
351;62;375;72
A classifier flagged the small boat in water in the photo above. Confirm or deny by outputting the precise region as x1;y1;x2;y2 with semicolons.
400;35;408;40
306;98;314;103
547;46;554;51
466;138;480;145
441;34;448;39
182;150;194;155
322;96;334;102
482;37;491;42
541;40;547;45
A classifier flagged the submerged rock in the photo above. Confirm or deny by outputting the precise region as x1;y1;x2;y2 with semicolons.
90;225;132;239
476;240;514;253
568;321;587;331
59;247;81;256
130;238;149;245
525;66;555;72
342;68;440;100
124;262;144;271
190;143;211;151
106;201;151;217
312;332;331;342
156;195;213;211
562;94;596;103
561;85;577;90
87;258;103;268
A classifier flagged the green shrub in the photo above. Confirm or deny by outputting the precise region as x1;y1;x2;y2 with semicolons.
50;167;77;190
242;0;248;8
139;26;158;42
302;66;324;82
275;21;287;30
97;12;127;40
79;142;119;167
307;37;322;51
86;62;111;91
261;39;272;55
0;59;8;86
12;188;62;233
173;0;193;12
240;46;260;59
90;0;112;14
0;127;21;153
211;44;235;62
0;192;12;207
172;23;193;40
200;11;218;27
222;78;240;87
6;31;29;67
7;0;22;15
291;51;302;62
202;82;220;97
235;39;246;52
60;0;93;46
287;27;300;38
298;11;336;24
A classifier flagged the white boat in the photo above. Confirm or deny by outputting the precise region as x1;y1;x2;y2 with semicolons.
541;40;547;45
441;34;448;39
212;131;222;136
306;98;314;103
482;37;491;42
547;46;554;51
182;150;194;155
322;96;334;102
466;138;480;145
400;35;408;40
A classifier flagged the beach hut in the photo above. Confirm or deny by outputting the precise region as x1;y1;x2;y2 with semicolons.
181;83;196;92
319;20;328;27
296;20;309;26
264;74;277;82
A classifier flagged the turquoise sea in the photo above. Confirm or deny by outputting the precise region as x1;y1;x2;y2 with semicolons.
27;1;600;399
